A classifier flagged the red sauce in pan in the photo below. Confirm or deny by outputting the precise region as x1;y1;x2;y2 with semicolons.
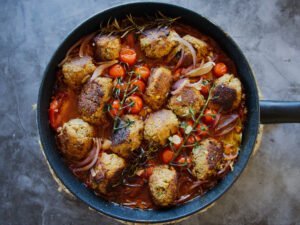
49;20;247;209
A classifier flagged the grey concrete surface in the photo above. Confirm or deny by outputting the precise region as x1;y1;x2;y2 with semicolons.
0;0;299;224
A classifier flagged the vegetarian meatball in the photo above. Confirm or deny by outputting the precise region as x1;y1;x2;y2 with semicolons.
209;74;242;112
140;28;177;58
62;56;96;89
144;67;173;110
167;86;205;118
94;35;121;61
57;118;96;161
183;35;209;61
149;165;177;207
90;152;126;194
78;77;113;125
144;109;179;145
111;115;144;158
191;138;223;180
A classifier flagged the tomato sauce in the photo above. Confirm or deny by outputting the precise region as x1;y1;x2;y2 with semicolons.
50;21;247;209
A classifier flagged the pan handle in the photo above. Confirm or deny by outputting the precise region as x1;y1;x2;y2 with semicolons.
260;100;300;124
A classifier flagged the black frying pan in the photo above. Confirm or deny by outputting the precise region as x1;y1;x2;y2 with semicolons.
37;2;300;224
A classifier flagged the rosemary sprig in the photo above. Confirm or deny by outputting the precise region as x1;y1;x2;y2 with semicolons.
100;12;180;37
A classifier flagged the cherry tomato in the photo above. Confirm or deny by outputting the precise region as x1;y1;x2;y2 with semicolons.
176;156;191;164
160;148;174;164
135;65;150;80
131;79;145;93
109;64;125;78
196;123;209;137
200;80;210;96
195;135;202;142
109;100;123;117
186;136;196;146
120;48;137;66
202;109;217;125
126;95;143;114
141;166;154;178
213;62;228;77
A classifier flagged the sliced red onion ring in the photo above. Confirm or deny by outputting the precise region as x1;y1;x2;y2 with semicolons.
174;47;185;70
74;146;96;167
171;33;197;67
215;114;239;132
58;38;84;67
90;60;118;81
79;32;96;57
171;78;190;95
73;138;102;172
215;121;237;136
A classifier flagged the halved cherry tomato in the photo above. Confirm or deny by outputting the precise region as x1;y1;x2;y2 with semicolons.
200;80;210;96
202;109;217;125
176;155;191;164
131;79;145;93
141;166;154;178
196;123;209;137
186;136;196;146
120;48;137;66
213;62;228;77
109;64;125;78
160;148;174;164
49;98;62;130
109;100;123;117
135;65;150;80
195;135;202;142
126;95;143;114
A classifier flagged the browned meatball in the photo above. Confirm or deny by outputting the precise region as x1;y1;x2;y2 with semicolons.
78;77;113;125
149;165;177;207
111;115;144;158
144;109;179;145
144;67;173;110
167;86;205;118
191;138;223;180
140;28;178;58
57;118;96;161
62;56;96;89
209;74;242;112
90;152;126;194
94;35;121;61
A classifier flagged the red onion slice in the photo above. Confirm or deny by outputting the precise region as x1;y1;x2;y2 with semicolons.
171;78;190;95
186;78;203;90
174;47;185;70
74;146;96;167
90;60;118;81
215;114;239;132
58;38;84;67
73;138;102;172
184;61;215;77
223;151;239;160
171;33;197;67
215;121;237;136
79;32;96;57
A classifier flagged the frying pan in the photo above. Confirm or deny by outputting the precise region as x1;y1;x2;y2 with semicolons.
37;2;300;223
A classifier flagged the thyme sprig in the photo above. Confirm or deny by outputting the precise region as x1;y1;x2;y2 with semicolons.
170;84;216;162
112;144;160;187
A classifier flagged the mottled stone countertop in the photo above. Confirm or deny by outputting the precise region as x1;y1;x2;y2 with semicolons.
0;0;299;224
